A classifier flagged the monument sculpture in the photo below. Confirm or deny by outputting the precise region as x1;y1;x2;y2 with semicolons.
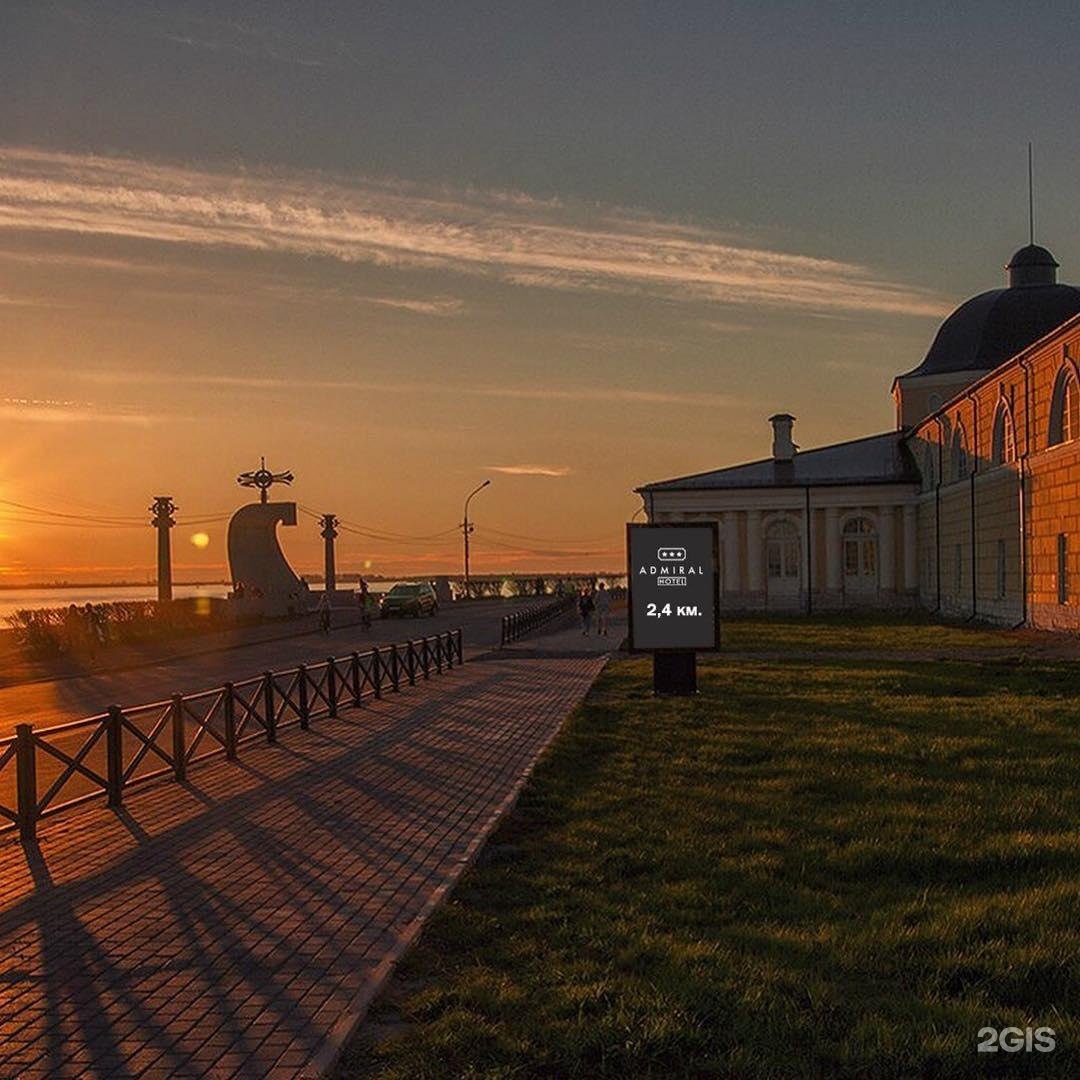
227;458;310;617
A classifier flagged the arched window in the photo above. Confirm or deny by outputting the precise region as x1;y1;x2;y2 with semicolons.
765;519;800;580
950;421;969;482
991;402;1016;465
1049;366;1080;446
842;517;878;584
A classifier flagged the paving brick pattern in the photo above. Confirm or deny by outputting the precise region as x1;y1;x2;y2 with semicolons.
0;655;606;1079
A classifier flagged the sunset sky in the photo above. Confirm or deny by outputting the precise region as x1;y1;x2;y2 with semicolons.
2;2;1079;582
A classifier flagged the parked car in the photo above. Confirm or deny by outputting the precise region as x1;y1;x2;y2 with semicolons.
379;582;439;618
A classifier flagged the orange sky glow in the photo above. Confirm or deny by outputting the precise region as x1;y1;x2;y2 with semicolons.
0;147;967;584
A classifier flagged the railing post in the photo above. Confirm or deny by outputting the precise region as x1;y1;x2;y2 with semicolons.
372;647;383;698
263;672;277;743
435;635;443;674
406;641;417;686
420;638;430;679
390;644;400;692
457;627;464;662
171;694;186;781
223;682;238;760
15;724;37;843
444;630;454;668
327;658;338;718
106;705;124;807
297;664;310;730
350;651;362;705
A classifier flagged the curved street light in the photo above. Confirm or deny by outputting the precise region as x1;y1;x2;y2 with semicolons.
462;479;491;593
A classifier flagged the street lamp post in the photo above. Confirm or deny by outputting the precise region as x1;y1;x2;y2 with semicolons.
462;479;491;596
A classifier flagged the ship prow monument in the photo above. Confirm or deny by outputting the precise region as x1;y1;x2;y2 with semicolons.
226;457;311;617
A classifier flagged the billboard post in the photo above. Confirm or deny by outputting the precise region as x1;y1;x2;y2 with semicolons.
626;523;721;696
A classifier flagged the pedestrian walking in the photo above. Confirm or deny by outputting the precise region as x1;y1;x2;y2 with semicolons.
316;590;332;634
595;581;611;636
578;588;595;637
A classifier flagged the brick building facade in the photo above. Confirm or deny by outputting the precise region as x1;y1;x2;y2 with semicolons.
638;244;1080;630
909;312;1080;628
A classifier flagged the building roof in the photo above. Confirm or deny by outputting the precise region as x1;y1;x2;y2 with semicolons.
637;432;919;492
898;244;1080;379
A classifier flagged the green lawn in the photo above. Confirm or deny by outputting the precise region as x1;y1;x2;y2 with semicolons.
720;611;1036;654
338;645;1080;1079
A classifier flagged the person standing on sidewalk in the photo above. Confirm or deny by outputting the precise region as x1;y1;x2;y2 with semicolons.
317;590;332;634
594;582;611;636
578;587;595;637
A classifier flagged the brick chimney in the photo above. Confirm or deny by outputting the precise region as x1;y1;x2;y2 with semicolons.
769;413;796;462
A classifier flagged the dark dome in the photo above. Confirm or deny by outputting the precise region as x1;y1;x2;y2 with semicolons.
902;245;1080;378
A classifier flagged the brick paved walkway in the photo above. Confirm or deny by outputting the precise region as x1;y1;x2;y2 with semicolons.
0;654;607;1079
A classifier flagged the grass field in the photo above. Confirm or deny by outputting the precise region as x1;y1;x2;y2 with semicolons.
719;611;1044;654
337;631;1080;1078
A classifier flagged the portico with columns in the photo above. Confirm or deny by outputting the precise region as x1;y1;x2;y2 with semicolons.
637;418;921;613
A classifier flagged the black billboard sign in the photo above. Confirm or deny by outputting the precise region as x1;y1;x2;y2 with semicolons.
626;523;720;652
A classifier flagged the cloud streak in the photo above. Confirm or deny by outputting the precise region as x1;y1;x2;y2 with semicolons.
486;464;572;477
71;369;746;409
0;397;155;425
0;147;948;318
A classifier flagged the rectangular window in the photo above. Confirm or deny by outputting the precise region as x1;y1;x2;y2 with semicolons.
954;544;962;596
844;540;859;576
996;539;1007;599
1058;533;1068;604
784;540;799;578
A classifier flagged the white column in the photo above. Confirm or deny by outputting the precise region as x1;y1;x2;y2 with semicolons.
746;510;763;592
825;506;842;592
800;507;811;587
879;505;896;591
723;511;741;594
902;504;918;592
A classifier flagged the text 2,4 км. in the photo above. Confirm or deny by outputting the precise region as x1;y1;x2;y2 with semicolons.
646;603;701;618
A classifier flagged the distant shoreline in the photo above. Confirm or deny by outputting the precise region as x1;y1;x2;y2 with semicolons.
0;580;232;591
0;571;624;590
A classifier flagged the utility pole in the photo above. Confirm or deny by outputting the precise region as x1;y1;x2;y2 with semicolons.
320;513;339;593
150;496;177;603
461;479;491;596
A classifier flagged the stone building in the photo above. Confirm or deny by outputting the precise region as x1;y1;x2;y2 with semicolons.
637;243;1080;627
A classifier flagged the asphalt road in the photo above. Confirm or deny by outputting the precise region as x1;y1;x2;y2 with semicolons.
0;599;521;737
0;599;550;827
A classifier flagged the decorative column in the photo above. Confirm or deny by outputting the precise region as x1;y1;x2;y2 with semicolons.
320;513;339;593
879;505;896;591
800;507;811;587
746;510;763;593
722;511;741;595
825;506;842;593
902;504;918;592
150;496;177;603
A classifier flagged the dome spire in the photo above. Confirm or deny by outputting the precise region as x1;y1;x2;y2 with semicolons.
1028;141;1034;247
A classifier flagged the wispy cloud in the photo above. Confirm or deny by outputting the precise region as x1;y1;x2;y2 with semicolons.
0;147;948;318
71;369;746;409
0;397;155;425
0;292;68;308
486;464;573;477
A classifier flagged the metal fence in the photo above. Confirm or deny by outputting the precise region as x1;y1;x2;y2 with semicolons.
500;597;577;646
0;629;463;843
